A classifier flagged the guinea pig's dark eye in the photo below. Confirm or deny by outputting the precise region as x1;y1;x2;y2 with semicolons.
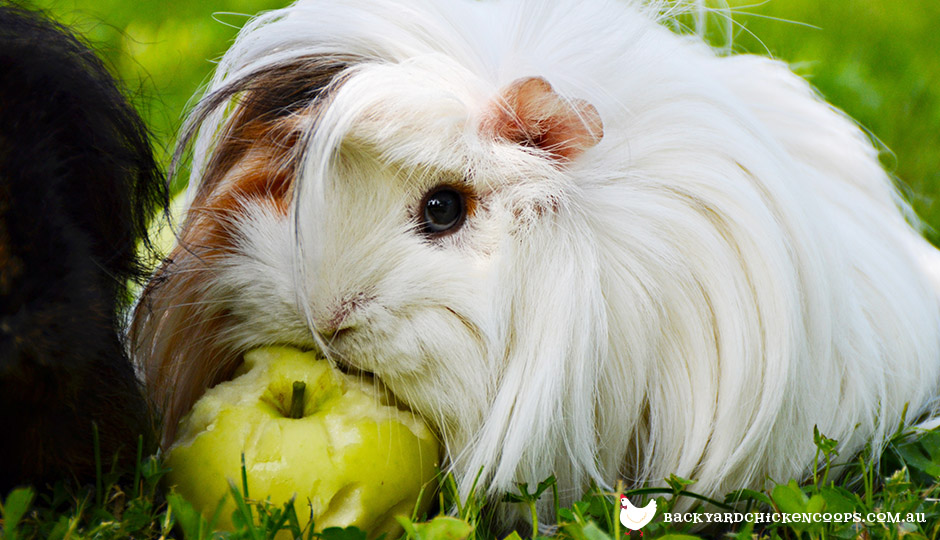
421;186;466;235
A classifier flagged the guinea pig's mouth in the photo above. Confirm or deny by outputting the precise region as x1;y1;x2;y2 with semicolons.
330;355;375;380
313;328;378;379
322;352;426;420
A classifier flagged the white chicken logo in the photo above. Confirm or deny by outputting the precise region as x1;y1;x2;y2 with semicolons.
619;495;657;533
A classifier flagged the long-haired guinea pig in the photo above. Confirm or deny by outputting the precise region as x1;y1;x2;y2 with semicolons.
133;0;940;521
0;4;163;490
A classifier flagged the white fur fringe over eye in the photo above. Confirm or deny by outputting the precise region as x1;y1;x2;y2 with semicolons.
132;0;940;526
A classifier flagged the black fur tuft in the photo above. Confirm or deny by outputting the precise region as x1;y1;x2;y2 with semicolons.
0;3;166;490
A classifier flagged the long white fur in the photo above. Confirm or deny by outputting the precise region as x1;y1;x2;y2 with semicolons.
176;0;940;521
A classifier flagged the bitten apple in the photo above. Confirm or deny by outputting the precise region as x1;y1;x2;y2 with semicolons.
164;346;440;537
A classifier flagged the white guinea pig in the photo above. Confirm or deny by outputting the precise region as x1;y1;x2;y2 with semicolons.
133;0;940;522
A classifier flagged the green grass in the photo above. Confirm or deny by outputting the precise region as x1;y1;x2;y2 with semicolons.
2;424;939;539
27;0;288;192
722;0;940;243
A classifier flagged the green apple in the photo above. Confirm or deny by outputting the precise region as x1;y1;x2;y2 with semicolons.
164;346;440;537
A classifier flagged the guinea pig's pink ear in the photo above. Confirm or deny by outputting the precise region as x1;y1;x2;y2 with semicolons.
481;76;603;162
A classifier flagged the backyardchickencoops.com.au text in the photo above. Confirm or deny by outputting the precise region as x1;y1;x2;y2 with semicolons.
662;511;927;525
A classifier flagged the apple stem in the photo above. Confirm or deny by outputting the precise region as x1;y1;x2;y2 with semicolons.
289;381;306;419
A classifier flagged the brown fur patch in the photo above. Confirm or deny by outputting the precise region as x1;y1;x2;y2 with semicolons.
482;76;604;162
133;57;352;445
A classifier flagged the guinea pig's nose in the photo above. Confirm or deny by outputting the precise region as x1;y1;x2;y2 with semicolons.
314;293;370;340
317;324;351;341
315;314;352;340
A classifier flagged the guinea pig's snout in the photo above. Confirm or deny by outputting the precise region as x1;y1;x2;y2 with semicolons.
313;292;373;340
317;322;351;341
314;310;355;341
